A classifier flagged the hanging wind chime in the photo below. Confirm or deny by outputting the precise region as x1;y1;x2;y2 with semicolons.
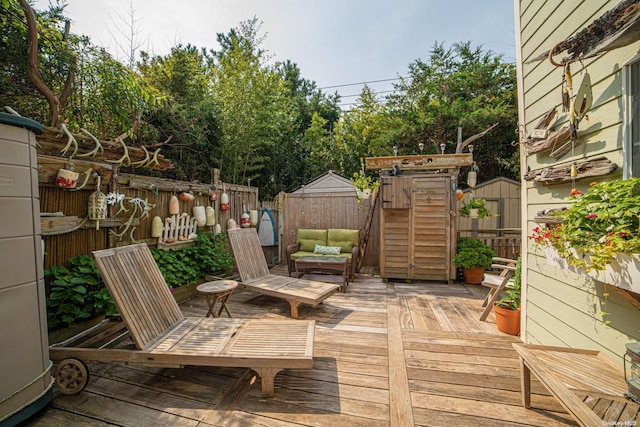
549;43;593;193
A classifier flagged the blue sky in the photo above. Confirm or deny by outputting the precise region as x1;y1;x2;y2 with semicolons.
35;0;516;107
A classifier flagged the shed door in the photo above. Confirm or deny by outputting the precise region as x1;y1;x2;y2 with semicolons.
411;177;451;280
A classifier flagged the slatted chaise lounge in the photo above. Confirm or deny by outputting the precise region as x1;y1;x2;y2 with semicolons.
49;243;315;398
228;228;341;319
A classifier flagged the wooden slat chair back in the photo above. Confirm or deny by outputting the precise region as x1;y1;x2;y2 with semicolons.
227;228;341;318
227;228;272;281
93;243;183;350
479;257;517;321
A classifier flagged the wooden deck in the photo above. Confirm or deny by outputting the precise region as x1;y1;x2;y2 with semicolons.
27;266;577;426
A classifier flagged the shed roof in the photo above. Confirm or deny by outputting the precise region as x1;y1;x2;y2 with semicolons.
462;176;520;193
290;170;354;194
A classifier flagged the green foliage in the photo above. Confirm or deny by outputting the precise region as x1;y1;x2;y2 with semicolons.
45;254;115;330
350;169;379;191
150;232;236;288
458;197;493;218
495;256;521;310
531;178;640;271
453;238;496;269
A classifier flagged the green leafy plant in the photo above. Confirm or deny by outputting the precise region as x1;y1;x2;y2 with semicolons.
150;232;236;288
495;256;521;310
350;169;379;192
453;238;496;269
530;178;640;271
458;197;493;218
45;254;116;330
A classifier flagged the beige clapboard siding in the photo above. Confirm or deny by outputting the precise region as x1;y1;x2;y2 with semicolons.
519;0;640;361
458;178;521;232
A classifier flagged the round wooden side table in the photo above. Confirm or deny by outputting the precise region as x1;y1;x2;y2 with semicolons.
196;280;238;318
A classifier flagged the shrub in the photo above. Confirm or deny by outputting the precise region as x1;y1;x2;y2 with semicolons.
453;238;496;269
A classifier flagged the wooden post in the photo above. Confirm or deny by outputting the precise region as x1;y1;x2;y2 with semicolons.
108;165;118;248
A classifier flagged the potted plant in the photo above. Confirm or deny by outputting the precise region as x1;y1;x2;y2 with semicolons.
459;197;493;219
530;178;640;294
493;256;522;335
350;170;379;200
453;238;496;284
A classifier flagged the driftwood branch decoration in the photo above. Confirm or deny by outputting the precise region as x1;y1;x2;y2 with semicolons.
527;0;640;65
18;0;74;127
455;122;499;153
526;124;572;155
524;156;618;184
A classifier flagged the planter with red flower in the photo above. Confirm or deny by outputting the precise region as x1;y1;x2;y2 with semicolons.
530;178;640;294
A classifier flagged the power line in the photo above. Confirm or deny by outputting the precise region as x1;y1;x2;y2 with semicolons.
319;76;408;90
340;89;398;98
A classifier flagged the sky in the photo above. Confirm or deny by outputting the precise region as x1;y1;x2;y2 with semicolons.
34;0;516;108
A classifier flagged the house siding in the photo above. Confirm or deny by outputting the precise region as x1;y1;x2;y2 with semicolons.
517;0;640;364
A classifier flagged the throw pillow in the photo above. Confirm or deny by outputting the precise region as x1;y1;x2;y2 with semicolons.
313;244;341;255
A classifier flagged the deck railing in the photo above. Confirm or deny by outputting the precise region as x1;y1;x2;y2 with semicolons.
458;229;522;261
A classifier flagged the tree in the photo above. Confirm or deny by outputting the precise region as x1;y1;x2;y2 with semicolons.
2;1;153;135
273;60;341;192
135;45;217;181
387;41;518;181
210;19;294;193
331;86;394;176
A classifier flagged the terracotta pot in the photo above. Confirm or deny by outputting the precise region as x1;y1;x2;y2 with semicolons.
461;267;485;285
493;304;521;335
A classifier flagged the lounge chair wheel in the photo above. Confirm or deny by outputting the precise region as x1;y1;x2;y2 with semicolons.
54;357;90;395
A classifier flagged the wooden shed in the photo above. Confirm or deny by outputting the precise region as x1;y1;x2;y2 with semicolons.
366;154;473;282
457;177;522;236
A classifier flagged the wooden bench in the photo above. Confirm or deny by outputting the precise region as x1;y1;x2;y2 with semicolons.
513;343;640;427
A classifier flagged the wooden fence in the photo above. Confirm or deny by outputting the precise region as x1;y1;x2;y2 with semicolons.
40;164;258;270
280;191;379;269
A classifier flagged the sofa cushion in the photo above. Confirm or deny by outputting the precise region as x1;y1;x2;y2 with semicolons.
296;229;327;251
298;239;318;252
328;229;359;252
313;244;341;255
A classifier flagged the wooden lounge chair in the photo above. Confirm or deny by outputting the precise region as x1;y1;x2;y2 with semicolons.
479;257;517;321
49;243;315;398
228;228;341;319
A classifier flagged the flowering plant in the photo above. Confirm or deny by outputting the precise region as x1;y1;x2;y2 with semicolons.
530;178;640;271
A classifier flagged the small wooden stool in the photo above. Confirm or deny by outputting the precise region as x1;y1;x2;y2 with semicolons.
196;280;238;318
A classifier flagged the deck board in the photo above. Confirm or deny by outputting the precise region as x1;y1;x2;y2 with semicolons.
28;266;580;426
